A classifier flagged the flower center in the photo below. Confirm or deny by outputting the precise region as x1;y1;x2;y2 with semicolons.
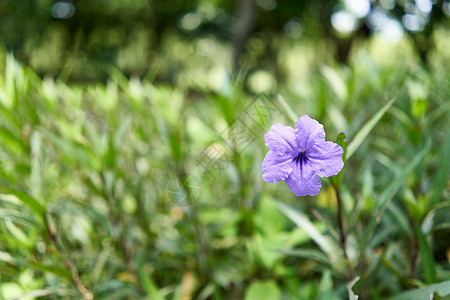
294;149;308;165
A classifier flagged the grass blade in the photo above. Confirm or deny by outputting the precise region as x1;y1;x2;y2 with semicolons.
331;132;348;190
276;94;297;123
273;248;332;267
357;141;430;264
347;97;396;160
276;201;344;271
4;287;72;299
388;280;450;300
427;128;450;209
414;220;436;284
347;276;360;300
0;188;45;221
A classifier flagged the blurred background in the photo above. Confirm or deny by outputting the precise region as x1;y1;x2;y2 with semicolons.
0;0;449;299
2;0;449;84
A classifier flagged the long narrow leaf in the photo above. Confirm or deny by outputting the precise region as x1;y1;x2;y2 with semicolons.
138;264;164;300
414;221;436;284
347;276;360;300
347;97;396;160
273;248;332;267
276;201;344;271
276;94;297;123
0;188;45;219
28;261;72;281
5;287;72;300
388;280;450;300
358;142;430;264
427;128;450;209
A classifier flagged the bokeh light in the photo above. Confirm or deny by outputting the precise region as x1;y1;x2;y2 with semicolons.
283;18;303;39
331;11;359;33
380;0;396;10
416;0;433;13
180;12;202;31
443;1;450;17
402;14;421;31
345;0;371;18
257;0;277;11
51;1;76;19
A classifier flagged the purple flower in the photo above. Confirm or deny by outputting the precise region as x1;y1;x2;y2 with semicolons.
262;115;344;196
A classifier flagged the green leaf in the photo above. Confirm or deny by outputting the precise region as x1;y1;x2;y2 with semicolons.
388;280;450;300
386;202;412;236
4;219;34;249
105;65;130;93
0;250;16;265
331;132;347;190
0;188;45;221
427;130;450;209
414;221;436;284
28;261;72;281
357;141;430;265
0;282;25;300
0;208;39;227
46;133;96;170
347;97;396;160
168;128;183;163
380;255;409;286
104;134;117;170
274;248;332;267
276;94;297;123
137;260;164;300
318;270;333;300
347;277;360;300
422;202;450;233
276;201;344;272
244;280;280;300
0;125;25;154
321;65;347;101
30;131;43;200
213;94;235;126
1;286;71;300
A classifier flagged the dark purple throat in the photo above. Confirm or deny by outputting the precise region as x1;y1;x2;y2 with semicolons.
294;150;308;166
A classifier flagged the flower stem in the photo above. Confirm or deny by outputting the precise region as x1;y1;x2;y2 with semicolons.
45;214;93;300
335;187;354;281
336;189;346;255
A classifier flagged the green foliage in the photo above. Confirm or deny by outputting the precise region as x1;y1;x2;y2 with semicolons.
244;280;280;300
0;34;449;300
346;97;396;160
331;132;347;190
2;0;449;81
388;280;450;300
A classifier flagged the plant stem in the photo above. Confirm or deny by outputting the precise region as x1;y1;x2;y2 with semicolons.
45;215;93;300
336;189;346;255
179;171;210;283
100;173;147;296
335;187;354;281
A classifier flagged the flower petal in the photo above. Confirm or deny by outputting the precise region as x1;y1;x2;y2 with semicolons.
262;150;294;183
295;115;325;152
264;123;297;156
308;141;344;177
285;160;322;196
